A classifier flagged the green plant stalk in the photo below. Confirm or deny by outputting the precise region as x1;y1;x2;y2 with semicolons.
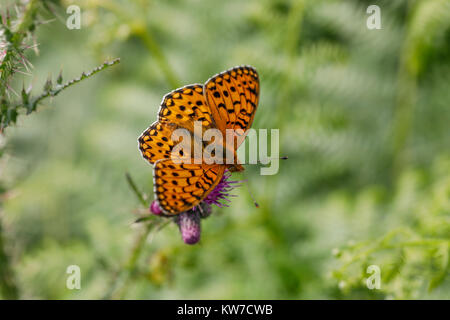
260;0;306;239
104;221;154;300
92;0;181;89
104;173;170;299
132;25;181;89
0;0;40;300
24;58;121;114
125;172;148;207
275;0;305;127
391;0;445;177
104;219;170;299
392;45;417;178
1;58;121;130
0;211;19;299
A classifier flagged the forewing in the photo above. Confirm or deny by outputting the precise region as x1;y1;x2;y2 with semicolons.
159;84;215;135
203;65;259;146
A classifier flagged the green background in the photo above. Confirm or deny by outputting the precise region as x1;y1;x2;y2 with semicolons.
1;0;449;299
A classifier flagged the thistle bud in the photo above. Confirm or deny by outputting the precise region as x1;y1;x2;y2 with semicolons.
150;200;162;215
175;211;201;245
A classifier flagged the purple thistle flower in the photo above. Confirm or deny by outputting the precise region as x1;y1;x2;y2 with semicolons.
175;210;201;245
202;170;240;208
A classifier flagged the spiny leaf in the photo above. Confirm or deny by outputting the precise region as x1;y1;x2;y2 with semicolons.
21;84;29;105
56;70;63;85
43;75;52;92
26;58;120;115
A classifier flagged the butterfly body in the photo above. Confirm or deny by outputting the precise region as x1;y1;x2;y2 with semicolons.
138;66;259;215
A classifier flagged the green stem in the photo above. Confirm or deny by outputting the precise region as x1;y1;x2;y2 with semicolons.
132;25;181;88
275;0;305;127
0;1;41;297
261;0;306;233
103;173;169;299
392;54;417;178
93;0;181;88
0;211;19;299
25;58;121;114
391;1;418;178
104;219;170;299
125;172;148;207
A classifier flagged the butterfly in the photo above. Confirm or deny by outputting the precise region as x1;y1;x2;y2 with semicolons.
138;66;259;215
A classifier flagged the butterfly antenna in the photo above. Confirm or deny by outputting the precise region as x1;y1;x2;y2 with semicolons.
247;182;260;208
240;156;289;166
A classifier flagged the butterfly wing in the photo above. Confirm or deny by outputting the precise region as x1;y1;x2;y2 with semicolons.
139;66;260;215
139;121;178;164
138;84;214;164
153;159;225;215
158;84;216;135
203;65;259;147
139;83;224;215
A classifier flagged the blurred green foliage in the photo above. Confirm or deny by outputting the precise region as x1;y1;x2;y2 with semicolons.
0;0;119;130
0;0;449;299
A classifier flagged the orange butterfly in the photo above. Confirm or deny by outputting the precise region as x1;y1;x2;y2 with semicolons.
138;66;259;215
